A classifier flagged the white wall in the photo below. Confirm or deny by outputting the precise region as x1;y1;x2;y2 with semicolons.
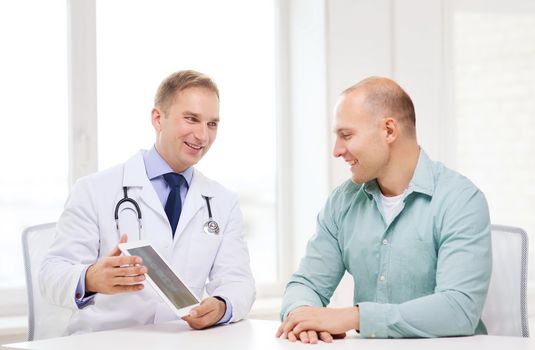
326;0;446;191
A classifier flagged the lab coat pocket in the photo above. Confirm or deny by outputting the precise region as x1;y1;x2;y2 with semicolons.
185;232;223;286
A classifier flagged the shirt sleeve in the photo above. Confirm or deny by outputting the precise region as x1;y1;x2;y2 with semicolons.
358;189;492;338
214;295;233;325
74;265;96;309
280;193;346;320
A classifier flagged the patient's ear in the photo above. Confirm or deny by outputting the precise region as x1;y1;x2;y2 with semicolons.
384;117;398;143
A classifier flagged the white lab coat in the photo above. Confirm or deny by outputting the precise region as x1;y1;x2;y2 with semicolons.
39;151;255;335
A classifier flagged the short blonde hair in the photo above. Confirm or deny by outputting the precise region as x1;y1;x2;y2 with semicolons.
154;70;219;113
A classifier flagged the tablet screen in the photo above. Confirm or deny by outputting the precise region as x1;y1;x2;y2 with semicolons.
127;245;198;309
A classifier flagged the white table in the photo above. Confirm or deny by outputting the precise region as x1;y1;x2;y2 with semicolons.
3;319;533;350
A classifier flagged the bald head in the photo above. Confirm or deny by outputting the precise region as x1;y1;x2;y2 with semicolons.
342;77;416;138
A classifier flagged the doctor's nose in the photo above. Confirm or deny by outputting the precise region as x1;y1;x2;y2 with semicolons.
194;124;209;143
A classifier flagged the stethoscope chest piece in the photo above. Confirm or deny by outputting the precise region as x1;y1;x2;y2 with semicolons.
202;195;220;235
203;220;220;235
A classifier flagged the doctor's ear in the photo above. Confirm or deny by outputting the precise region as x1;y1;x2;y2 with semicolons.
151;107;163;132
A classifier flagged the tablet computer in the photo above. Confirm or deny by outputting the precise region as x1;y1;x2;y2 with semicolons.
118;240;200;317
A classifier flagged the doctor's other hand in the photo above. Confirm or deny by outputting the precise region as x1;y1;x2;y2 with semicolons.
85;234;147;294
181;297;226;330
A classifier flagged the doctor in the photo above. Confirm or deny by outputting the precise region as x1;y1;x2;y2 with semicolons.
40;70;255;335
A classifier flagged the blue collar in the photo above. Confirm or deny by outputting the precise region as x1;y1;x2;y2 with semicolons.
143;146;193;187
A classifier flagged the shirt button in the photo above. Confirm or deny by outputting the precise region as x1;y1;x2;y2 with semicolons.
379;275;385;281
382;239;388;245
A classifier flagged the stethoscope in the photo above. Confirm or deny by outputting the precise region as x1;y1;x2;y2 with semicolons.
202;195;220;235
114;187;220;237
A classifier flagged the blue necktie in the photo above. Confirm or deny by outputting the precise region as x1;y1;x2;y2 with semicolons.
163;173;185;236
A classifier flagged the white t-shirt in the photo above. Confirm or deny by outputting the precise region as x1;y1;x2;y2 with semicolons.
380;191;405;225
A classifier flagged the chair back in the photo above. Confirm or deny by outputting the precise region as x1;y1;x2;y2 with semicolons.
22;222;73;340
481;224;529;337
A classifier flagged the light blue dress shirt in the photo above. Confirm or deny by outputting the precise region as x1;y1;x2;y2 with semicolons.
76;146;232;324
281;149;492;338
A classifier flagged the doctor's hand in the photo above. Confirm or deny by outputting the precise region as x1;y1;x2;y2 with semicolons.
276;306;357;343
85;234;147;294
181;297;227;330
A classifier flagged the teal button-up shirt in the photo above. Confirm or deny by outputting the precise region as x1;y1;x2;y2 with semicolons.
281;149;492;338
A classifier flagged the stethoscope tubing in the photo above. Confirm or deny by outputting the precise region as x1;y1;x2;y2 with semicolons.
115;187;219;236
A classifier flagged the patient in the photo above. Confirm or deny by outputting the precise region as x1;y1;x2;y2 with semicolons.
277;77;491;342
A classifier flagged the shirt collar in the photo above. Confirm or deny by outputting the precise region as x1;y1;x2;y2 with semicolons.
406;148;435;197
363;147;435;199
143;145;194;187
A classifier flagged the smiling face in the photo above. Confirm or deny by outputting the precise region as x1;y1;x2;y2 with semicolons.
152;86;220;173
332;90;390;184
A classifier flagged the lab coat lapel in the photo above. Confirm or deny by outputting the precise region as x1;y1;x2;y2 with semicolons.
122;151;168;223
173;169;215;242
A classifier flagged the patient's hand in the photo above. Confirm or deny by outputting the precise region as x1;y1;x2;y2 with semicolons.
281;329;346;344
276;306;358;343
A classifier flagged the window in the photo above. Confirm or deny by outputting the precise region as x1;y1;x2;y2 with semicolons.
96;0;278;285
0;1;68;292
